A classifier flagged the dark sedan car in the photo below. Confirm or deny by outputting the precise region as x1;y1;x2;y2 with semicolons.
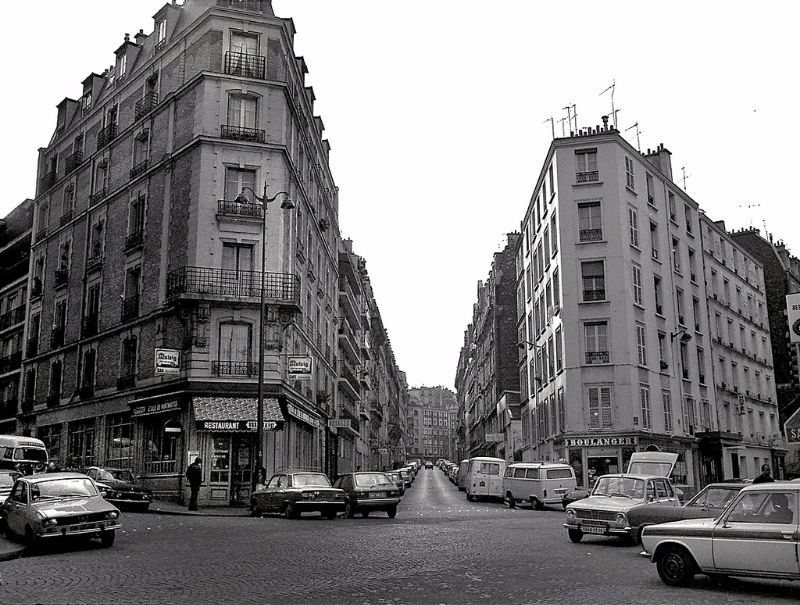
383;471;405;496
84;467;153;511
625;481;746;542
332;472;402;518
250;471;345;519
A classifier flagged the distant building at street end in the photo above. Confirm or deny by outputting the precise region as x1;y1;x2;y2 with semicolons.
406;386;458;460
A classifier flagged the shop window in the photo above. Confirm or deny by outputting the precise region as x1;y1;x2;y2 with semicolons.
67;419;96;469
106;413;132;467
37;424;62;467
143;415;180;474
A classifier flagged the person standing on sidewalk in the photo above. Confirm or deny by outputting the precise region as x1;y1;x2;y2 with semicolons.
752;463;775;484
186;457;203;511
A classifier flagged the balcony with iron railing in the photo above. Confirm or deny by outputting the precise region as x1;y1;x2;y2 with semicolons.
34;228;48;243
65;150;83;173
59;210;73;226
130;159;149;179
337;356;361;399
89;188;107;205
0;352;22;374
216;199;264;220
224;51;266;79
220;124;265;143
211;360;258;377
86;251;103;273
585;351;610;365
337;320;360;361
216;0;269;10
583;288;606;302
576;170;599;184
0;305;26;331
40;171;57;192
134;92;159;120
338;279;360;325
167;267;301;308
579;228;603;242
121;295;139;323
97;123;118;148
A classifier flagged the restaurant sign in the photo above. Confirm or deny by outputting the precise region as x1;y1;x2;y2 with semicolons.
565;436;638;447
132;399;180;417
195;420;281;432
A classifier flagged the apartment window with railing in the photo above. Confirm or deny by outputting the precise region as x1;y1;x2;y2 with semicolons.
628;207;639;247
672;237;681;273
48;359;63;405
676;288;685;325
575;148;598;182
684;204;693;234
632;264;642;305
640;384;651;429
122;267;141;322
216;322;253;376
224;94;262;142
697;347;706;383
625;156;635;190
688;248;697;282
668;191;677;221
83;284;100;336
587;385;613;429
550;214;558;253
126;194;146;250
649;221;659;260
692;297;701;331
636;323;648;366
543;227;551;266
555;327;563;372
646;173;655;205
552;267;560;308
584;321;608;364
52;299;67;348
662;390;673;432
578;201;602;241
680;342;689;380
581;261;605;302
131;130;150;177
80;348;96;398
684;397;696;435
536;241;544;280
658;332;667;368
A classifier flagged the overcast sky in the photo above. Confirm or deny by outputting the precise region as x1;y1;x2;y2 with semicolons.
2;1;799;391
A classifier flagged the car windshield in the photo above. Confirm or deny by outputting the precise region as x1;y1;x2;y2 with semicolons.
689;486;739;509
291;474;331;488
32;478;96;500
354;473;392;487
592;476;646;499
107;469;135;482
13;448;47;462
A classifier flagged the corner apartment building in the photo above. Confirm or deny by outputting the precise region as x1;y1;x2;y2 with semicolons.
19;0;403;507
406;386;457;460
701;217;781;480
454;233;520;461
0;200;34;433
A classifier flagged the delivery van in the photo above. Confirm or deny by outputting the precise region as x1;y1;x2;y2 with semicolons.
502;462;576;509
0;435;48;475
456;459;470;491
465;457;506;501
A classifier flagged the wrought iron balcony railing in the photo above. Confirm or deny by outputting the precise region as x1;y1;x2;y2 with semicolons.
579;228;603;242
167;267;300;306
40;171;57;192
585;351;610;364
89;188;107;205
130;159;149;179
54;269;69;289
0;305;26;330
59;211;73;226
134;92;159;120
34;228;48;243
65;150;84;173
576;170;599;183
121;295;139;323
220;125;265;143
224;51;266;79
217;199;264;219
212;360;258;376
97;123;118;148
583;289;606;302
86;253;103;273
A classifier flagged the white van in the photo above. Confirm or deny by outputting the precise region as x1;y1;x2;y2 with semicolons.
465;457;507;501
456;459;470;491
503;462;576;509
0;435;48;475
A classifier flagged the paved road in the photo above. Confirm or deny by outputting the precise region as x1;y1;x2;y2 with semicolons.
1;468;797;604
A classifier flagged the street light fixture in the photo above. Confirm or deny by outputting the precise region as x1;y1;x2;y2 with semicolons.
236;183;294;492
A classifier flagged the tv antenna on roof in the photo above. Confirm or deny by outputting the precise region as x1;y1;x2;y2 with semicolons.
543;116;555;139
563;105;573;134
625;122;641;151
681;166;690;191
558;116;568;137
600;80;616;128
738;202;761;228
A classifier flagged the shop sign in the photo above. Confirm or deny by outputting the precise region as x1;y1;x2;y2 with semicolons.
328;419;352;429
787;293;800;344
132;399;180;417
288;356;313;379
785;407;800;443
566;436;637;447
485;433;504;443
288;404;322;429
195;420;281;432
155;348;181;375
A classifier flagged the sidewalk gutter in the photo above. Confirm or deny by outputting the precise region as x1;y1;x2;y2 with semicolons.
148;500;251;518
0;537;25;562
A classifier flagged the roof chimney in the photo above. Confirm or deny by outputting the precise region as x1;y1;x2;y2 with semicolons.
601;115;609;130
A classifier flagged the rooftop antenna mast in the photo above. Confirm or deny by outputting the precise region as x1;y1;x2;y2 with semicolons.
571;104;577;132
738;202;761;228
681;166;690;191
543;117;555;139
600;80;616;128
563;105;573;134
558;116;568;137
625;122;641;151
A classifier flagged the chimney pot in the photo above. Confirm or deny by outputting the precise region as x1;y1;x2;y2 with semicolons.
124;33;130;42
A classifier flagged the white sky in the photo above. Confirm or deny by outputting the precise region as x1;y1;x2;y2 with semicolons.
2;1;799;391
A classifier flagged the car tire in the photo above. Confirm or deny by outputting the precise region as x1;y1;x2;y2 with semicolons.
506;493;516;509
344;502;355;518
250;501;261;517
656;546;696;587
24;526;37;550
567;528;583;543
466;493;475;502
284;503;299;520
531;497;544;511
387;506;397;519
100;530;116;548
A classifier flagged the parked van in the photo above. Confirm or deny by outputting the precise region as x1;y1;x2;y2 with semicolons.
0;435;48;475
456;459;470;491
465;457;507;501
503;462;576;510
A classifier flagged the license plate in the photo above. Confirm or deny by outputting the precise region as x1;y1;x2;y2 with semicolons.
582;525;607;535
369;492;386;498
555;488;567;494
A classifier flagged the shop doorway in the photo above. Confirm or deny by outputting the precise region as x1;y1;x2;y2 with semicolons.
587;456;619;486
231;434;253;504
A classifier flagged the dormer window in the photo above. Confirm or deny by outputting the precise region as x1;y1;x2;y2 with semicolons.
118;54;127;79
157;20;167;43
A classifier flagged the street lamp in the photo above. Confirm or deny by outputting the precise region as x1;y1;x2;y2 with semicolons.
236;183;294;492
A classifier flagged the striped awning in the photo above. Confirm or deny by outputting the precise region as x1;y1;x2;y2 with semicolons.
192;397;284;431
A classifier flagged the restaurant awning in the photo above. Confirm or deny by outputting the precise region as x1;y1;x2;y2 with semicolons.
192;396;285;432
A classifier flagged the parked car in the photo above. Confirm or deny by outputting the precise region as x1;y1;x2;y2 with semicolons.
332;472;402;518
641;483;800;586
84;467;153;511
250;471;345;519
0;471;21;504
424;460;434;469
0;472;120;548
383;471;405;495
465;457;507;501
625;481;746;542
395;468;412;489
564;453;681;543
456;460;470;491
448;463;459;483
503;462;576;510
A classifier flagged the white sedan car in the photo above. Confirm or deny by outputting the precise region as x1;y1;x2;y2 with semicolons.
641;483;799;586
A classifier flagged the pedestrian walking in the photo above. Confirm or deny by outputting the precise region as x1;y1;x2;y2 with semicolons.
186;457;203;510
752;463;775;484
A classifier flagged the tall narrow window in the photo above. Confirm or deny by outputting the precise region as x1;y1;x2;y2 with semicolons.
120;336;138;381
552;268;560;308
550;214;558;253
672;237;681;272
654;275;663;314
628;207;639;247
668;191;677;220
584;321;608;364
636;324;648;366
684;205;693;233
640;384;651;429
658;332;667;367
227;95;257;129
578;202;602;241
662;390;673;432
555;326;563;372
650;221;659;260
676;289;685;325
632;265;642;305
587;385;613;429
218;323;252;374
581;261;605;301
646;173;655;205
625;156;635;189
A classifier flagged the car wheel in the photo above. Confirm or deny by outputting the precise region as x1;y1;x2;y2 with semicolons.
284;503;299;520
387;506;397;519
656;546;696;587
0;517;7;536
100;530;116;548
344;502;355;518
24;526;37;550
531;497;544;511
506;493;516;509
466;493;475;502
568;528;583;543
361;510;370;518
250;500;261;517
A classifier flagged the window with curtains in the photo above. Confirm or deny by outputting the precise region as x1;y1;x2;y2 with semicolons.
662;390;673;432
227;95;257;129
581;261;605;301
224;167;256;201
218;323;252;374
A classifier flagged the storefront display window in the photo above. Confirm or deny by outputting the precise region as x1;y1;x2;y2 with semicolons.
106;413;132;468
143;414;180;474
210;436;231;484
38;424;62;467
67;419;96;469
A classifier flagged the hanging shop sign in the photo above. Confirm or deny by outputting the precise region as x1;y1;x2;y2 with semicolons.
155;348;181;375
327;419;352;429
785;407;800;443
288;356;313;379
786;293;800;344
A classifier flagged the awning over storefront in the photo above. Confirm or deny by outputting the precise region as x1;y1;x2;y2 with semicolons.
193;397;285;432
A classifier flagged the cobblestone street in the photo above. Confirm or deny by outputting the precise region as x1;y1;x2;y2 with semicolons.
0;469;796;604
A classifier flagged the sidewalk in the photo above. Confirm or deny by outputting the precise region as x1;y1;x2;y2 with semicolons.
148;499;251;518
0;537;25;562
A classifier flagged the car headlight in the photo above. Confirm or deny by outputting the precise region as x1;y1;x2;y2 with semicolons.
616;512;628;528
106;511;119;520
44;518;58;527
565;508;575;522
300;492;314;499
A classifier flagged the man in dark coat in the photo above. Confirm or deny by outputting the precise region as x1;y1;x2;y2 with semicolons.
752;463;775;484
186;457;203;511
